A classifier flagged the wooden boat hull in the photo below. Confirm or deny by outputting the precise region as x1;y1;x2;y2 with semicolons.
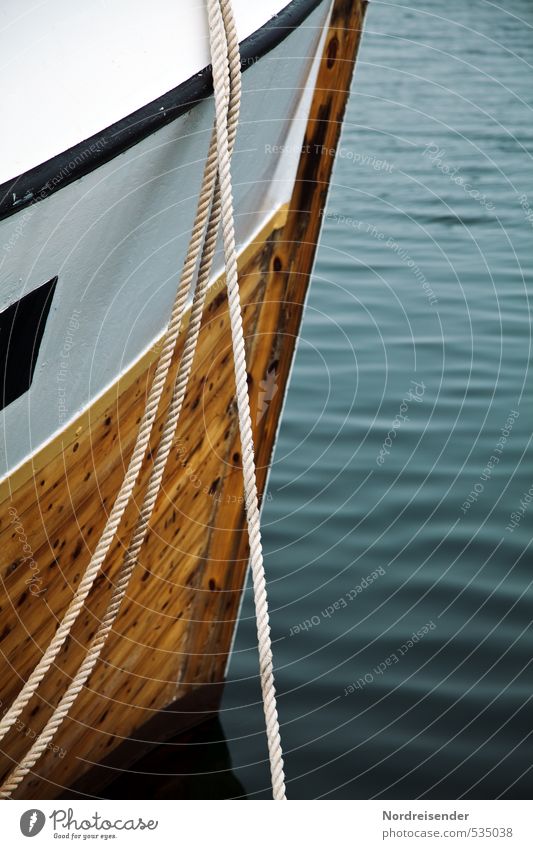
0;0;367;798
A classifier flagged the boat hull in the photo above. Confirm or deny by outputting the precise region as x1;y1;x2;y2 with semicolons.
0;0;367;798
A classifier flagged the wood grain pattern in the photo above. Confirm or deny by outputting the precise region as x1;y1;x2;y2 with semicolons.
0;0;367;799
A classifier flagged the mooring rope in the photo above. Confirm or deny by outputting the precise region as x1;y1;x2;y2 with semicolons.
0;137;219;756
0;0;285;800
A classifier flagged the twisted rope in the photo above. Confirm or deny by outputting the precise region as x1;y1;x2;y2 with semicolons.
1;0;285;801
207;0;286;800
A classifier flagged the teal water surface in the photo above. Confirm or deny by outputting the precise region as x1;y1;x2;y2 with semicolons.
222;0;533;798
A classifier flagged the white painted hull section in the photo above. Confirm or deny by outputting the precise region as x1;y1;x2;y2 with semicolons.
1;0;291;183
0;1;331;479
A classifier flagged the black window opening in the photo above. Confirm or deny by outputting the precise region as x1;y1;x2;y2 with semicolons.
0;276;58;411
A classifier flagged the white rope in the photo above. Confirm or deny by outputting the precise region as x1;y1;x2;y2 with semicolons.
0;0;286;800
0;133;220;754
207;0;286;800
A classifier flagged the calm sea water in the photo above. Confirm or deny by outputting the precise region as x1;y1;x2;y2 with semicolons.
221;0;533;799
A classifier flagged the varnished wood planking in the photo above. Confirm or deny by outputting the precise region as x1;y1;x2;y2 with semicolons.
182;0;368;689
0;255;273;798
0;0;367;798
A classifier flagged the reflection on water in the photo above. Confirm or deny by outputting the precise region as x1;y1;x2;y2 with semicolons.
221;0;533;799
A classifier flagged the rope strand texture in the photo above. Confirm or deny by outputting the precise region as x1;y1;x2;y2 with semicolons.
207;0;286;800
0;134;219;756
